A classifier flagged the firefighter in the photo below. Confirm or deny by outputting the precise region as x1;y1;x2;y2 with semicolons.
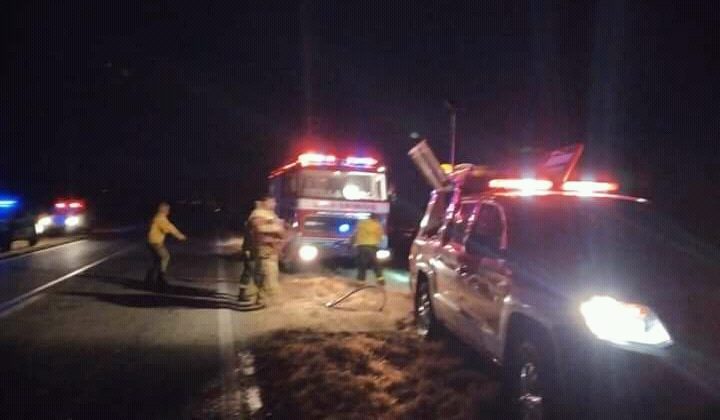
238;201;261;303
146;202;187;290
248;195;285;304
352;213;385;285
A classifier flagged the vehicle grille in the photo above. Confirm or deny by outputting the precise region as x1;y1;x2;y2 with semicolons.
302;216;357;238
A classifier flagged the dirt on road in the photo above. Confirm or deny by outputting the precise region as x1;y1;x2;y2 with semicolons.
251;329;500;419
194;274;501;419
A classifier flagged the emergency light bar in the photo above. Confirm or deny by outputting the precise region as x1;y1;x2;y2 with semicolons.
297;152;381;168
0;199;18;209
271;152;384;178
487;178;620;194
344;156;378;167
55;201;85;209
562;181;618;193
298;153;337;166
489;178;553;191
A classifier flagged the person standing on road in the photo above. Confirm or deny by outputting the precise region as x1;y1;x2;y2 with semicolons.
352;213;385;285
248;196;285;304
238;201;261;303
146;202;187;290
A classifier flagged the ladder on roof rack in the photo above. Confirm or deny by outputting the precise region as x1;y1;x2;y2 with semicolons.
408;140;585;190
538;143;584;183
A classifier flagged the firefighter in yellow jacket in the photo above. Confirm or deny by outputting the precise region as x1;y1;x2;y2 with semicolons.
146;202;187;290
352;213;385;285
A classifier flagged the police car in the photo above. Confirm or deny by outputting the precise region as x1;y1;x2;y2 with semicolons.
35;199;90;235
0;195;39;252
409;144;720;418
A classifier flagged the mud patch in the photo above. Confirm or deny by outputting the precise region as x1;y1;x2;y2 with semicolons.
251;330;500;419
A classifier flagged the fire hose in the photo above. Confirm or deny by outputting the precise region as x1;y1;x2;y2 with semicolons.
325;284;387;312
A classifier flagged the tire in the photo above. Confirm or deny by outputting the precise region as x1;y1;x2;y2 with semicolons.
1;233;11;252
414;278;440;339
503;326;558;420
28;229;38;247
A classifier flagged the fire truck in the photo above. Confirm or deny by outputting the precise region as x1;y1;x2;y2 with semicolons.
268;152;391;268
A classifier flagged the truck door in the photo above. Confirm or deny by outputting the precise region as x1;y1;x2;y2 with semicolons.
430;200;477;330
459;201;511;354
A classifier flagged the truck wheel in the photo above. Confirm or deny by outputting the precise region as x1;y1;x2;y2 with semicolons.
1;234;12;252
503;327;557;420
415;279;440;339
28;229;39;247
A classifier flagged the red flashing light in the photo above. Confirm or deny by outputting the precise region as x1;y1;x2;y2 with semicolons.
489;178;553;191
298;153;337;167
562;181;618;193
55;200;85;210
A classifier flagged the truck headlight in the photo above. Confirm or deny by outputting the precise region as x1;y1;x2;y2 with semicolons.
580;296;672;346
65;216;82;228
36;216;53;234
376;249;391;260
298;245;319;262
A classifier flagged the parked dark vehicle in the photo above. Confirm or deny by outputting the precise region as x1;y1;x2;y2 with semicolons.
0;195;39;252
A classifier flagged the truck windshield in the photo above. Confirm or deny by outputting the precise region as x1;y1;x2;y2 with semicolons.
299;169;387;201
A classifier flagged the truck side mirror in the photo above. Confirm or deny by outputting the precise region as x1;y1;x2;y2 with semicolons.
386;183;397;202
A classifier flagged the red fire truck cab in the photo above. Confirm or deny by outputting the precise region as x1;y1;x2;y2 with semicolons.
269;152;391;267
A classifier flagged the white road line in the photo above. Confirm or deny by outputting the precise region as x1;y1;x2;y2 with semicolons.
217;258;242;419
238;351;256;376
238;350;264;416
0;238;89;263
0;295;42;318
0;244;134;316
245;385;263;415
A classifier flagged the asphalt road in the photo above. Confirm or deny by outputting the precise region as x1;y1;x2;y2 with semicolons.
0;236;413;420
0;237;250;419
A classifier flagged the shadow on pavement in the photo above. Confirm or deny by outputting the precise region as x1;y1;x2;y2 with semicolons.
0;340;224;420
80;273;238;298
60;291;263;312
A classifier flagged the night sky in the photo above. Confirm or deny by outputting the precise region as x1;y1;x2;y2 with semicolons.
2;1;720;234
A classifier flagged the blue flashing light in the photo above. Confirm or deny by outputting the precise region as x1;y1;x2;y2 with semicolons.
0;199;18;209
338;223;351;233
344;156;378;167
